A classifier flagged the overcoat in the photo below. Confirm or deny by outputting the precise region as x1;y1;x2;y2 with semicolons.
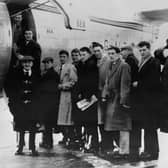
5;67;39;131
135;57;161;128
34;67;60;126
159;58;168;132
57;63;77;126
103;58;131;131
97;56;110;125
75;55;99;125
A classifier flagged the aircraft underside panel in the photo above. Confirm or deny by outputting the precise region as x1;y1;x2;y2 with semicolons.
0;2;12;91
31;8;153;68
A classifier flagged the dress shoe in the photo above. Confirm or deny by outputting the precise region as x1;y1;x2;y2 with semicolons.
140;152;159;160
58;138;67;145
103;149;119;156
39;142;53;149
140;152;152;160
30;150;39;156
39;142;46;148
128;154;140;162
112;153;129;160
84;147;99;154
15;149;24;155
45;144;53;150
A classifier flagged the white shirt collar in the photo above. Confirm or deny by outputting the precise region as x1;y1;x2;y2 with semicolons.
23;69;32;76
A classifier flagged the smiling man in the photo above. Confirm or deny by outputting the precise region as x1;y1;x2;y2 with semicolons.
17;29;41;76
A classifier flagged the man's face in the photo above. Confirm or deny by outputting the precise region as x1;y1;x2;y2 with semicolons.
93;46;103;60
121;49;129;60
59;54;68;65
24;31;33;41
22;61;33;71
139;46;150;59
71;52;80;63
43;61;53;70
14;14;22;25
108;49;119;62
80;51;90;61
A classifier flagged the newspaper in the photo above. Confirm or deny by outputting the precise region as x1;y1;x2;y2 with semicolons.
76;95;98;111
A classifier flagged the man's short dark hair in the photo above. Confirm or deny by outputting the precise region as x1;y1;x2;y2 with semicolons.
138;41;151;49
107;46;120;53
59;50;69;57
92;42;103;49
71;48;80;55
80;47;91;54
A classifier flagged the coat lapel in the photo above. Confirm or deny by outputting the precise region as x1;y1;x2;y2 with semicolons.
139;57;152;72
108;59;121;79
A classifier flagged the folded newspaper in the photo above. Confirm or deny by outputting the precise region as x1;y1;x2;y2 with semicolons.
76;95;98;111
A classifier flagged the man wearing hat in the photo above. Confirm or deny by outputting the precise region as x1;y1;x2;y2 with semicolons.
5;55;39;156
37;57;60;149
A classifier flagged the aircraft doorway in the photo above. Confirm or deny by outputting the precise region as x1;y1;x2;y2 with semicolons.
7;3;37;69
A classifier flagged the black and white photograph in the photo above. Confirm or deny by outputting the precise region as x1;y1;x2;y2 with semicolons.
1;0;168;167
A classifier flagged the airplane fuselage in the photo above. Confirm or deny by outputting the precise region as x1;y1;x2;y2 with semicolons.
0;0;156;91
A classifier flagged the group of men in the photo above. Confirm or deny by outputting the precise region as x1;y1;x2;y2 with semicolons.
4;24;168;161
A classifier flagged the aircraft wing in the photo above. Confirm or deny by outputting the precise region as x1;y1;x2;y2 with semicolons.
139;8;168;25
0;0;37;5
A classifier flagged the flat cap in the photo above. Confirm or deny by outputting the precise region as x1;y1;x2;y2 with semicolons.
121;45;133;52
42;57;54;63
20;56;34;62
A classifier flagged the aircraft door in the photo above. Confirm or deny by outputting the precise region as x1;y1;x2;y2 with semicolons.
0;2;12;92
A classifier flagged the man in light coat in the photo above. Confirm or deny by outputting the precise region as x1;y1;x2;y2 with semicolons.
102;46;131;157
57;50;77;146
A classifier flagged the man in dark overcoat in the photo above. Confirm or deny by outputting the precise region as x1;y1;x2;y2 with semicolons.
136;41;161;160
70;48;83;148
5;56;39;156
37;57;60;149
78;47;99;152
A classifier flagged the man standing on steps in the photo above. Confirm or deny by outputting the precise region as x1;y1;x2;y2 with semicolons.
17;29;41;76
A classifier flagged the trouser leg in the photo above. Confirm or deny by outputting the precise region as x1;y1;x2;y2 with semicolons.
86;125;99;150
103;131;113;150
130;121;141;155
144;128;159;155
111;131;119;147
45;125;53;147
99;125;105;149
29;131;36;151
119;131;130;154
18;131;25;150
102;130;119;151
75;125;82;141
